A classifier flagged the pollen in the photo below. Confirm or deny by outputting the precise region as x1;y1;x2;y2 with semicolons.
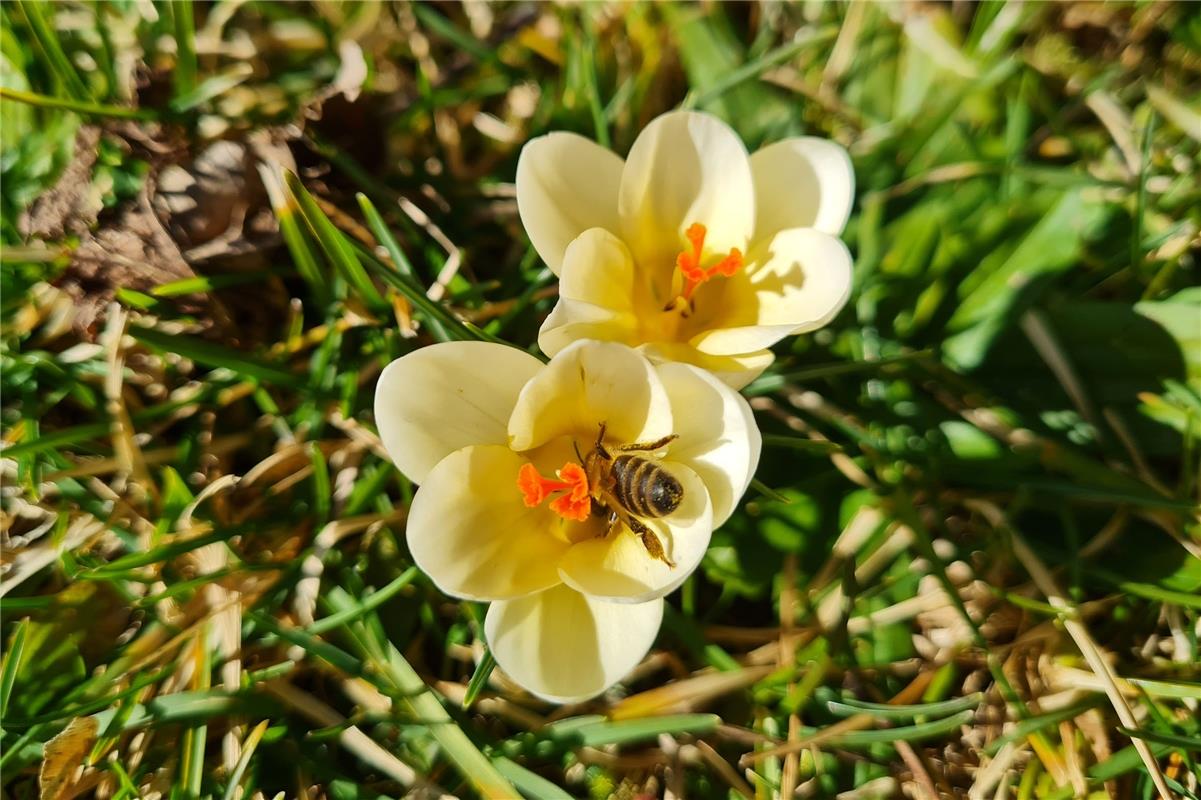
675;222;743;301
517;461;591;522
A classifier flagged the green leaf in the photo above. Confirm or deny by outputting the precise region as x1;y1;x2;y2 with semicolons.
944;190;1112;370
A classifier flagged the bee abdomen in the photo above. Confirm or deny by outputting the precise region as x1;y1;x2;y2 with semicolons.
611;455;683;518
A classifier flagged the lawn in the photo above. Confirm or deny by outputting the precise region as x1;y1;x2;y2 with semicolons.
1;2;1199;798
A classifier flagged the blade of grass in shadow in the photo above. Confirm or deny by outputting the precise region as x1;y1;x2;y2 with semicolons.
283;172;387;311
132;327;304;389
825;692;983;721
1116;725;1201;753
355;194;416;279
171;0;197;99
462;648;496;710
744;349;935;397
0;87;154;120
169;63;253;113
180;632;210;798
356;192;452;341
0;618;29;716
353;240;515;346
258;164;330;305
14;0;91;102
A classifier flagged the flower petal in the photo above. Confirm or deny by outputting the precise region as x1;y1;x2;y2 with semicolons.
517;132;625;275
690;228;853;357
538;228;644;357
639;342;775;391
375;342;544;484
559;228;642;310
618;111;755;270
558;462;712;603
750;137;854;241
485;584;663;703
655;363;760;526
407;445;570;601
538;298;639;358
509;340;672;452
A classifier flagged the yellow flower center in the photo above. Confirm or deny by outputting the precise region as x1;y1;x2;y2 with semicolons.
669;222;743;309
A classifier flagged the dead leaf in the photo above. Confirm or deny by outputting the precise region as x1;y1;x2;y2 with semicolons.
39;716;99;800
20;126;104;240
60;188;198;334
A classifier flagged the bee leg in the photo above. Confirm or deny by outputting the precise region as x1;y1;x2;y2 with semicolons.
619;434;679;453
594;422;612;460
604;510;621;537
623;515;676;568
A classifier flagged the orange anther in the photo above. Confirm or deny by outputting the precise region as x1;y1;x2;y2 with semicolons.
674;223;744;302
517;461;591;522
710;248;743;277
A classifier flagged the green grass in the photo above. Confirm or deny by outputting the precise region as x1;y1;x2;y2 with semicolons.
2;2;1200;798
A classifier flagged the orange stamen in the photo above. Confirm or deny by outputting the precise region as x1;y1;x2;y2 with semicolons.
517;461;591;522
674;223;743;301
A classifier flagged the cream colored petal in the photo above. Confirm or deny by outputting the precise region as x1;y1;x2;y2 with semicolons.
537;228;643;357
509;340;673;452
638;342;775;391
375;342;544;484
537;298;638;358
618;111;754;269
485;585;663;703
655;363;760;526
407;445;569;601
558;463;711;603
750;137;854;241
559;228;641;309
516;132;625;275
691;228;853;357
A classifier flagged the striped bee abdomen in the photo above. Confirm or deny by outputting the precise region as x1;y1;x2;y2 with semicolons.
610;455;683;518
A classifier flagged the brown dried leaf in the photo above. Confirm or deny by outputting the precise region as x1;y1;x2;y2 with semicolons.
39;716;99;800
59;190;198;334
21;126;104;240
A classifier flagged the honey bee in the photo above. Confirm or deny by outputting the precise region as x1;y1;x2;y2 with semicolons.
577;423;683;567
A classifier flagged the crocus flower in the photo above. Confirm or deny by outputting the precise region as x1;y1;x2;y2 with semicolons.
517;110;855;388
374;339;760;702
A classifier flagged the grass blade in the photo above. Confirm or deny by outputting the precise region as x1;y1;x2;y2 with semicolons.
491;756;575;800
221;720;271;800
283;172;387;311
0;87;154;120
0;618;30;715
463;648;496;710
14;0;91;101
258;164;331;304
545;714;721;748
172;0;197;99
132;327;304;389
826;692;983;721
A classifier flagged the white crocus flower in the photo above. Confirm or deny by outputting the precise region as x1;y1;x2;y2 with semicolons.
517;110;855;389
374;339;759;703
